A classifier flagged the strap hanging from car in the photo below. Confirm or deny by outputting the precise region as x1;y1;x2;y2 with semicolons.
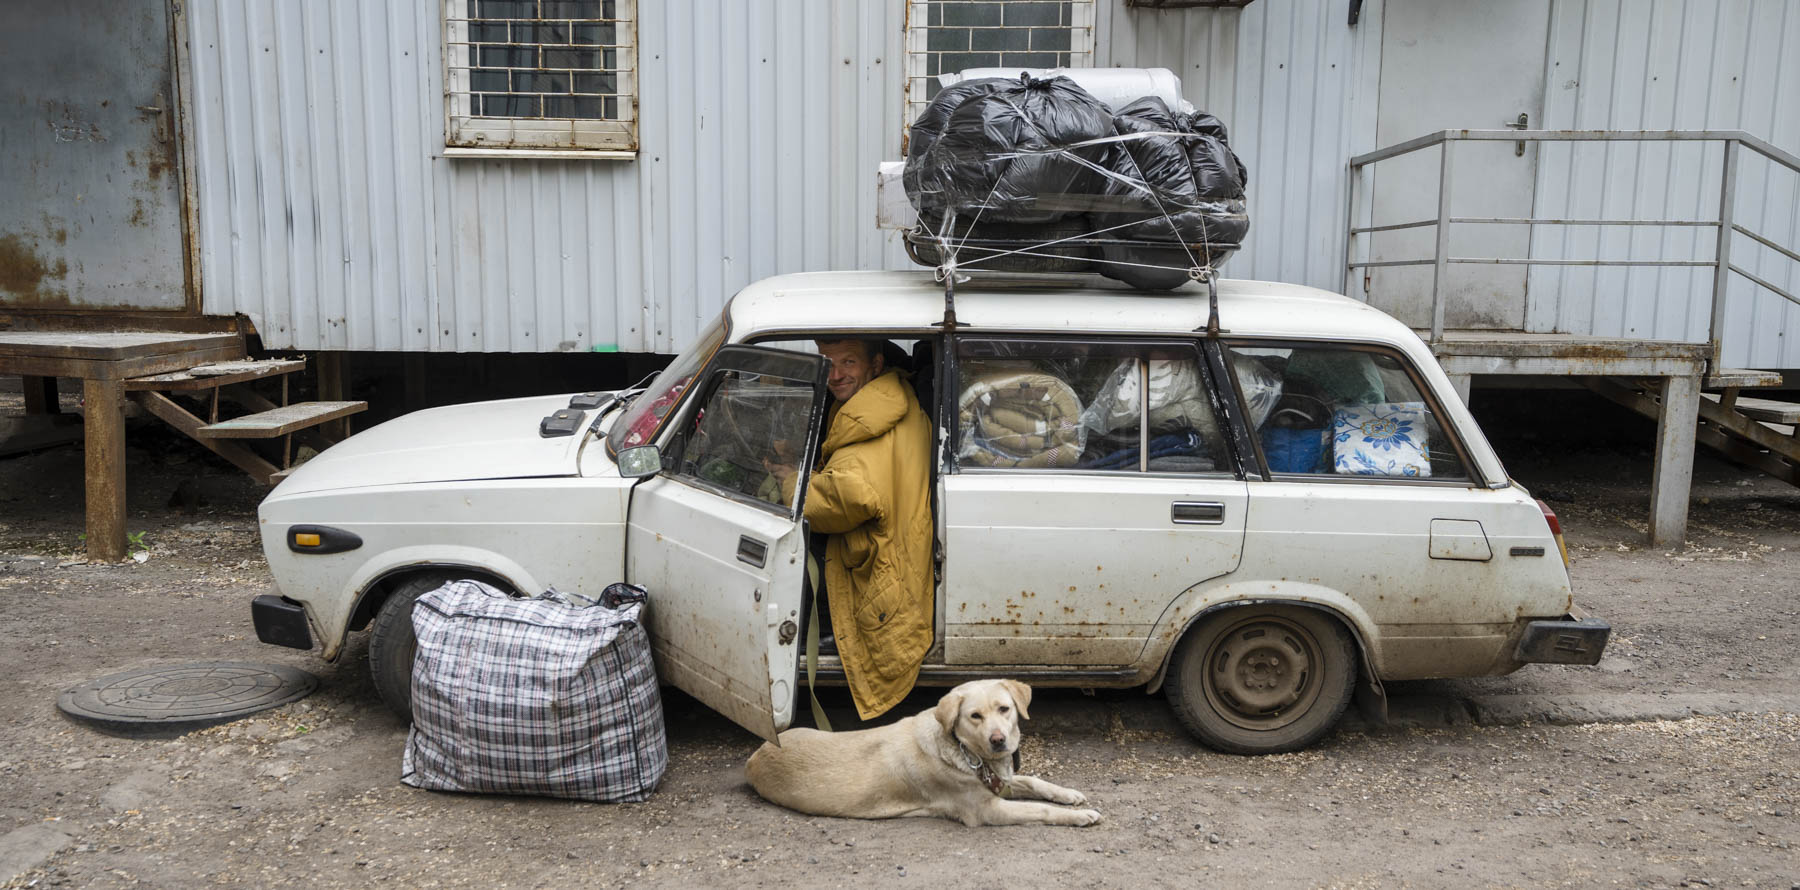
804;552;832;732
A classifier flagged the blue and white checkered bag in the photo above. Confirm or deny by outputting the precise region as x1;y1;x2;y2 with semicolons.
401;579;666;802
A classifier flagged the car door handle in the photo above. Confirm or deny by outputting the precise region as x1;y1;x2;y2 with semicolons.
1171;501;1226;525
737;535;768;568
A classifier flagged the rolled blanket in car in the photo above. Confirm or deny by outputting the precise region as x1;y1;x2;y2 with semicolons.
958;369;1085;468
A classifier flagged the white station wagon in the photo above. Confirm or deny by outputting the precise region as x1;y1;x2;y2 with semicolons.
252;270;1607;754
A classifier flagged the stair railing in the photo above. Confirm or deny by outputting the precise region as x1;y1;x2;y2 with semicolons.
1344;129;1800;375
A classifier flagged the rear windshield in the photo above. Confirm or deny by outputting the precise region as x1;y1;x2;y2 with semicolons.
606;314;729;457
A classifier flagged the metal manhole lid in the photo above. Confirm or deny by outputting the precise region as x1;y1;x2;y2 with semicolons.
57;662;319;737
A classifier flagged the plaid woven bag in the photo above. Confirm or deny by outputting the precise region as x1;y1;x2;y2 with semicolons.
401;579;666;802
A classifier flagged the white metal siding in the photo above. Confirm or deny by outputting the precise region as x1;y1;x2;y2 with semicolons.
188;0;1798;363
1096;0;1384;293
187;0;906;353
1528;0;1800;368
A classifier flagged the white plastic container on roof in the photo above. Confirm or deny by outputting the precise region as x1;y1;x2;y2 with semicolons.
935;66;1193;114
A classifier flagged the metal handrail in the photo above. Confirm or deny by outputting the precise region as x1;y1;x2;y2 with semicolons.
1344;129;1800;373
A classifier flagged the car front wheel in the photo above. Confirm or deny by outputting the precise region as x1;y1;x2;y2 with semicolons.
1165;605;1357;755
367;573;464;720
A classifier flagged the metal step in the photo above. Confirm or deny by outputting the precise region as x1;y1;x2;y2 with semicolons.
1588;378;1800;491
1703;393;1800;425
1703;368;1784;389
125;359;307;392
196;401;366;439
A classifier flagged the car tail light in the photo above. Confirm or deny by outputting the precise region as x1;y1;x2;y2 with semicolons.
1536;499;1570;567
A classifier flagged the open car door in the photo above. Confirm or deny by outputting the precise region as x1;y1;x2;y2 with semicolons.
625;345;829;741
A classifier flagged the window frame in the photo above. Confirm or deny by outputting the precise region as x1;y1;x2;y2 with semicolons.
1220;337;1480;487
658;346;831;520
948;334;1244;480
441;0;639;158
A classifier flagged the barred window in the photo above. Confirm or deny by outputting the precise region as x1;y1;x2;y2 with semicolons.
904;0;1096;140
444;0;637;155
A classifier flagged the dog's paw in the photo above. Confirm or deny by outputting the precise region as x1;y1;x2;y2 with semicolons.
1070;808;1104;827
1054;789;1089;807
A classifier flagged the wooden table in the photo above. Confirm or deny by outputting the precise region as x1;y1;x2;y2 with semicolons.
0;332;245;561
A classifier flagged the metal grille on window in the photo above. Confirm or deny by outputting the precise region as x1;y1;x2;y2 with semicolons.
904;0;1096;144
445;0;637;153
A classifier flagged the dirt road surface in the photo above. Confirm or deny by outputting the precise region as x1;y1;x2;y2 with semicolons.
1;393;1796;888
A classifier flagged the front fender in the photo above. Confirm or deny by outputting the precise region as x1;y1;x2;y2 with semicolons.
1140;580;1384;694
314;545;544;660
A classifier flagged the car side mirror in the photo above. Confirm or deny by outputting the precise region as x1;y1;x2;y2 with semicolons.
617;445;663;479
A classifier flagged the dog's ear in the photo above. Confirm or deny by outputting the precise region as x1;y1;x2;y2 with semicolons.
1001;679;1032;720
934;689;963;736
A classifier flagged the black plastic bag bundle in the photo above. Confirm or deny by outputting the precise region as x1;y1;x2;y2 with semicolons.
905;74;1117;226
1095;98;1251;289
1101;97;1249;243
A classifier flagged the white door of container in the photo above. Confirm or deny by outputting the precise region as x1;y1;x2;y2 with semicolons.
1364;0;1550;330
626;346;829;742
0;1;187;310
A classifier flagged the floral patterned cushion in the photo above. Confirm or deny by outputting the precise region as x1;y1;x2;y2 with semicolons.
1331;402;1430;478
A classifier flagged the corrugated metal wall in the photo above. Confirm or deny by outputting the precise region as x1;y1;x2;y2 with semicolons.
187;0;1797;364
1527;0;1800;368
1096;0;1384;292
187;0;907;353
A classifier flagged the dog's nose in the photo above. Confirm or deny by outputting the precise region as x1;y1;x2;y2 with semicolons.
988;732;1006;751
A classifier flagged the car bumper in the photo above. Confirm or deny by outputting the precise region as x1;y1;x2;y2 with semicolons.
252;594;315;651
1513;606;1609;666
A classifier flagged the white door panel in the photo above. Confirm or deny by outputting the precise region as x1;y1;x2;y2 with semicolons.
945;473;1248;666
1367;0;1550;328
628;478;805;741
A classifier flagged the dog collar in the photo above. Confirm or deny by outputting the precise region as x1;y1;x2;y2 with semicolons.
956;743;1004;796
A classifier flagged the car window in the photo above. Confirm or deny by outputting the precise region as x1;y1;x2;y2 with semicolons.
1225;343;1469;480
955;339;1229;473
666;368;816;514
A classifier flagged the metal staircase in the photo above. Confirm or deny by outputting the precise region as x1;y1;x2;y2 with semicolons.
1587;377;1800;488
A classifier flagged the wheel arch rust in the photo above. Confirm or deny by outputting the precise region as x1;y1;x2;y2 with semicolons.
1141;582;1384;696
335;563;520;655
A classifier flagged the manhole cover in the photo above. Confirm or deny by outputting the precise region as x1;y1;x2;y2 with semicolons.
57;662;318;737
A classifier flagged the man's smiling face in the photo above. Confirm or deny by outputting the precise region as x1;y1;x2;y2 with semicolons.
819;340;884;404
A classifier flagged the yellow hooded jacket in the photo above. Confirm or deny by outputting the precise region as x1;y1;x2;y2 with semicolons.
804;369;933;719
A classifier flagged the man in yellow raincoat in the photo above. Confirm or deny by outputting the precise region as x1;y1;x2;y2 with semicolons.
802;338;933;719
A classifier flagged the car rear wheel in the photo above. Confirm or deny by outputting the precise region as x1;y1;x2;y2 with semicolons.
367;573;463;720
1165;605;1357;755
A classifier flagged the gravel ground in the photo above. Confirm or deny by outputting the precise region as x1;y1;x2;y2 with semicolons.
1;390;1797;888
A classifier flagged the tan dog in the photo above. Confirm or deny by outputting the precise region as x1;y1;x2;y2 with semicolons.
745;679;1101;827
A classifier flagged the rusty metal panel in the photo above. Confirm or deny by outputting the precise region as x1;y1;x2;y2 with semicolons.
1529;0;1800;368
1095;0;1385;293
184;0;908;353
0;0;187;311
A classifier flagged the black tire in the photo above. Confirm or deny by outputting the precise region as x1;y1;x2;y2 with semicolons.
367;573;462;720
1165;605;1357;755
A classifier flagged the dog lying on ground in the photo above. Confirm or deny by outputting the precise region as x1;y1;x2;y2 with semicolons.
745;679;1101;827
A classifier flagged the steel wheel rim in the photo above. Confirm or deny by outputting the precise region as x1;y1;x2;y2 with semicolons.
1199;614;1324;732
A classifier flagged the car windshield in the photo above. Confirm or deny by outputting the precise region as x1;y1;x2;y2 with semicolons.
606;313;729;458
